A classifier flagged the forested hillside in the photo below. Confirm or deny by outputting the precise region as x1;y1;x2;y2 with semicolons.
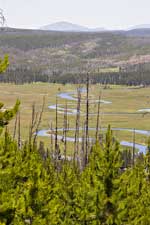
1;28;150;85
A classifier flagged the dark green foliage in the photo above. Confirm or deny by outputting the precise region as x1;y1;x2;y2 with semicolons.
0;126;150;224
0;100;20;128
0;56;9;73
0;56;20;132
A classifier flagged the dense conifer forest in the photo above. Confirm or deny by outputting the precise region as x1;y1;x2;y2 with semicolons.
1;28;150;86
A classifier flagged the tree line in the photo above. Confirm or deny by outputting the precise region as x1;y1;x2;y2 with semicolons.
1;63;150;86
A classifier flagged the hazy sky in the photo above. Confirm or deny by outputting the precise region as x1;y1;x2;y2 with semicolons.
1;0;150;29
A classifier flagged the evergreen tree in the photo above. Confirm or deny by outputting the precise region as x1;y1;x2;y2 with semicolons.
0;56;9;73
91;126;122;225
0;56;20;134
75;126;122;225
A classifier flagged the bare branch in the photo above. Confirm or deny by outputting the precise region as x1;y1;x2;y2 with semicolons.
0;9;6;27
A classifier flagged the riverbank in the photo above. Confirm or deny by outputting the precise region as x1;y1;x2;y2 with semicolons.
1;83;150;149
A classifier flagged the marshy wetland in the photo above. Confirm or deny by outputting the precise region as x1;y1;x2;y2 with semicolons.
1;82;150;154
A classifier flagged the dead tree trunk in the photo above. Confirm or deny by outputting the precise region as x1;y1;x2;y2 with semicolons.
55;97;58;156
54;97;61;165
50;122;54;158
13;111;18;140
64;102;68;161
74;87;81;163
81;122;86;170
96;91;102;141
29;103;36;148
28;98;45;150
18;111;21;149
132;128;135;167
33;97;45;146
85;73;89;165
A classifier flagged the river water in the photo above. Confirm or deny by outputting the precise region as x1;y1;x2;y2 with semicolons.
38;89;149;154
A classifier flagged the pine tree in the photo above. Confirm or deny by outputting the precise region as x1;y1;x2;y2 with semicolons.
75;126;122;224
117;150;146;224
0;55;20;224
0;131;18;224
0;55;9;73
54;163;80;224
0;56;20;134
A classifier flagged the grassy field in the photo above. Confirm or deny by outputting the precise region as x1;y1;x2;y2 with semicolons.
96;67;120;73
1;83;150;150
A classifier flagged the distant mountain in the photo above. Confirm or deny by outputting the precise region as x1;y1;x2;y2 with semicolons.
126;28;150;36
90;27;106;32
128;24;150;30
40;21;106;32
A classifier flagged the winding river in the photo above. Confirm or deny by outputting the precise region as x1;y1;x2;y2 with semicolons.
38;89;149;154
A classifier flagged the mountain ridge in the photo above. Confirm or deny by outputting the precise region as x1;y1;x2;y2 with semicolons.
128;24;150;30
40;21;106;32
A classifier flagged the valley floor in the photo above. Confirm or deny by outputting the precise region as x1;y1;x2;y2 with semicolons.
1;83;150;150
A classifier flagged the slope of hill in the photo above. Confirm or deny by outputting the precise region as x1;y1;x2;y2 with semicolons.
41;21;89;32
128;24;150;30
40;21;106;32
126;28;150;36
1;27;150;84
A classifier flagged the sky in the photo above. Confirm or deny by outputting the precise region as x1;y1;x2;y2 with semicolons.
0;0;150;30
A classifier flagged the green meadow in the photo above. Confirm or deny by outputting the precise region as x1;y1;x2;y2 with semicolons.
1;83;150;149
